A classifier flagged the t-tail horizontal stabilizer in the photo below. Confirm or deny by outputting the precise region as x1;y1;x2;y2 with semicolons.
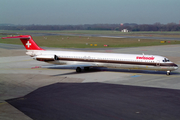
1;35;44;50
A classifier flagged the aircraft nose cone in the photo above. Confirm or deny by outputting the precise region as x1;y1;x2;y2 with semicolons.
174;64;178;70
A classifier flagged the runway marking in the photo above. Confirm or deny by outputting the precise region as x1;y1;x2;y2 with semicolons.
131;75;141;77
0;102;8;106
31;66;41;69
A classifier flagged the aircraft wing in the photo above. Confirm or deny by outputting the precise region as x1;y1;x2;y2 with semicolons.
41;63;98;69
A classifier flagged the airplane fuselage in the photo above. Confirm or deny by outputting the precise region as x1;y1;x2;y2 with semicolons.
28;50;178;73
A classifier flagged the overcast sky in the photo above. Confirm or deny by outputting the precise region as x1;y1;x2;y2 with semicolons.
1;0;180;25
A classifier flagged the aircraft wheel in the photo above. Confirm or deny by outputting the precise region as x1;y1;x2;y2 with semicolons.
76;67;82;73
166;71;171;76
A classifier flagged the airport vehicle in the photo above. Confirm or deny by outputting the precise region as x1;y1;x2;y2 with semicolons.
1;35;178;75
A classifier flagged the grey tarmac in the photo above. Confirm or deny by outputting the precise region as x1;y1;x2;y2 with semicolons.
0;43;180;120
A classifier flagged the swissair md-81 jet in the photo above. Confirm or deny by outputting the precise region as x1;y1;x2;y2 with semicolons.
1;35;178;75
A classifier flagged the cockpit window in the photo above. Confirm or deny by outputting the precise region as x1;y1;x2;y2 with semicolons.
163;58;170;62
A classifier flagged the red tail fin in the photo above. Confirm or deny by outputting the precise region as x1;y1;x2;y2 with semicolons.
1;35;44;50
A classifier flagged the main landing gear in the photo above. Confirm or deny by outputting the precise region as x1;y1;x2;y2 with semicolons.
76;67;90;73
76;67;82;73
166;70;171;76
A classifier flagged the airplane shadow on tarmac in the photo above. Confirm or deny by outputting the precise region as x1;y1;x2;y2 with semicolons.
6;82;180;120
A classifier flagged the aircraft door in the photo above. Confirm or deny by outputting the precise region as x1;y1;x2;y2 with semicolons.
156;60;160;66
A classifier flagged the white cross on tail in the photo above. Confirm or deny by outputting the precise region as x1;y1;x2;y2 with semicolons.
26;41;31;48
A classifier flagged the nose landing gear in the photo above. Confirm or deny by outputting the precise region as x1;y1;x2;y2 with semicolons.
166;70;171;76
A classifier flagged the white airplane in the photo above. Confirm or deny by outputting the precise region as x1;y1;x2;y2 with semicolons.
1;35;178;75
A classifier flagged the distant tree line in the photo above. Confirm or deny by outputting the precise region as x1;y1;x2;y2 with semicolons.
0;23;180;31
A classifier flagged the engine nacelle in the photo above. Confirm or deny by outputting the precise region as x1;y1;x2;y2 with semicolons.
33;55;58;61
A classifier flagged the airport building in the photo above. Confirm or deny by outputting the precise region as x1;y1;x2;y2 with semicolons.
121;29;129;32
